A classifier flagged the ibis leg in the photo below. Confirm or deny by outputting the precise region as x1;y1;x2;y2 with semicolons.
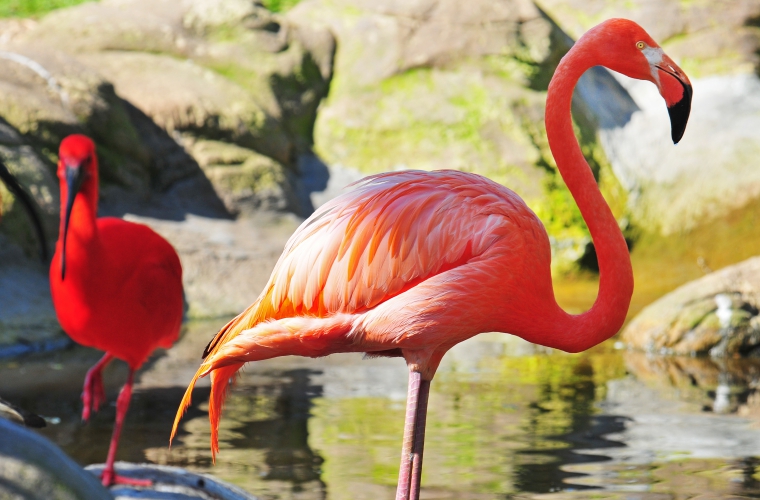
82;353;113;422
100;369;151;487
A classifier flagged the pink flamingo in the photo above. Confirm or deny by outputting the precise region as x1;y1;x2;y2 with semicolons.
172;19;691;499
50;135;184;487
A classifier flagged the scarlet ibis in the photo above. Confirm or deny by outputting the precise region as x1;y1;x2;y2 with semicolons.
173;19;692;499
50;135;184;487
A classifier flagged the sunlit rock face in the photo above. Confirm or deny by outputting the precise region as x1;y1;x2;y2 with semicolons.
621;256;760;357
288;0;631;274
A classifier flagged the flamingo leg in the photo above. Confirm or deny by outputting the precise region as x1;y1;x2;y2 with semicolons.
99;369;151;488
82;353;114;422
395;370;431;500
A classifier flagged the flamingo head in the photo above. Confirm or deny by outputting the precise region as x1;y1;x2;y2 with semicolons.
57;134;98;280
584;18;692;144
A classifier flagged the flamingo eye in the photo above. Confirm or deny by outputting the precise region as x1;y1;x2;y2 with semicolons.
636;41;646;50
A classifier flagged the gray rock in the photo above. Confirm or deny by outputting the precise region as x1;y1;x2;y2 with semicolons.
0;0;335;219
0;233;62;352
85;463;258;500
539;0;760;77
0;418;113;500
621;256;760;356
601;73;760;234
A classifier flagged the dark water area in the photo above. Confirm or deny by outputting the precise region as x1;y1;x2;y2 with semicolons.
3;321;760;500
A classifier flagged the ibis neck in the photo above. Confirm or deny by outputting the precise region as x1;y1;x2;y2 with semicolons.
58;181;99;253
541;40;634;352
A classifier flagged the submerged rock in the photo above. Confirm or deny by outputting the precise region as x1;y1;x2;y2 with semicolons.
621;256;760;357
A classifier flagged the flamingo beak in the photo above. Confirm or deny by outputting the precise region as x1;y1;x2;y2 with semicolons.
654;53;692;144
60;163;85;280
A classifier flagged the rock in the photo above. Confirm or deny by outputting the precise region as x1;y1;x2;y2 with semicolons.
0;49;151;195
77;51;290;165
621;256;760;356
599;73;760;235
0;137;58;255
0;0;335;218
539;0;760;78
188;139;299;215
0;234;63;354
85;463;258;500
289;0;628;271
0;418;113;500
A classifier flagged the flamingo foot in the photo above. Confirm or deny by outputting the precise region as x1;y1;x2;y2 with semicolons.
82;353;113;422
100;468;152;488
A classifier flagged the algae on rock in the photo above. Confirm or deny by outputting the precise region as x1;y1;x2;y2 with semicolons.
293;0;631;272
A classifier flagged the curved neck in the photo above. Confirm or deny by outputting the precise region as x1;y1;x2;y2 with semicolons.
542;40;634;352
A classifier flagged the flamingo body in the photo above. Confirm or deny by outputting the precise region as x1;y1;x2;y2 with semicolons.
174;18;692;500
50;134;183;486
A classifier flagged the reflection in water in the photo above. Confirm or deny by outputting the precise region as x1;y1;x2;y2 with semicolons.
4;328;760;499
515;358;627;494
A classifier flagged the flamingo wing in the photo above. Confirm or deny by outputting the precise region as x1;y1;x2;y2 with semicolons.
205;170;536;357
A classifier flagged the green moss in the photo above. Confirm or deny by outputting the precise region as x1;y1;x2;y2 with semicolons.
261;0;301;13
318;68;520;174
0;0;95;18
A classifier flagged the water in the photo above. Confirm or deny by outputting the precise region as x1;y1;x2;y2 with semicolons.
3;320;760;500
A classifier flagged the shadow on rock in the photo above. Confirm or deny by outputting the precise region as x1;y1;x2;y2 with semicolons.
99;100;231;222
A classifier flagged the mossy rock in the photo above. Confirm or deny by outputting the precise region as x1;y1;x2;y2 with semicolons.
538;0;760;79
622;257;760;357
292;0;631;272
190;139;297;215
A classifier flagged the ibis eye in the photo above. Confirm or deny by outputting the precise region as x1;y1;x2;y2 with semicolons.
636;41;646;50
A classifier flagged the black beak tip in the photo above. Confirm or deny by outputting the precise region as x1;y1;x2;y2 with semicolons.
668;83;693;145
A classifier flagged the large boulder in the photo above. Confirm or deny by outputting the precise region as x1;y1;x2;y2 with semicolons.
0;0;335;222
288;0;631;271
621;256;760;357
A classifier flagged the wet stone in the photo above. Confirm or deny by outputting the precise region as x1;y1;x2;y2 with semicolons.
621;256;760;357
85;463;259;500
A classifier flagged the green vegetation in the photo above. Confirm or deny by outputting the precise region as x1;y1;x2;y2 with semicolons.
260;0;301;13
0;0;94;18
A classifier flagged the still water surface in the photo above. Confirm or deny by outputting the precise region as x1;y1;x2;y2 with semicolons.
2;320;760;500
